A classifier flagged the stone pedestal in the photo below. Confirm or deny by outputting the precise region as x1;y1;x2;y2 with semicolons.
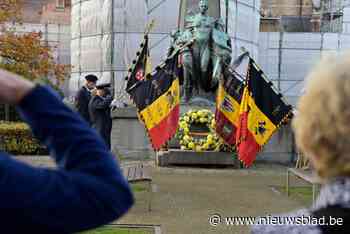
180;96;216;113
157;150;240;168
111;107;155;160
164;101;240;168
111;106;294;165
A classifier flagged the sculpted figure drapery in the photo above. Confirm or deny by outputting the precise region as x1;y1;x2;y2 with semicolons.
170;0;232;103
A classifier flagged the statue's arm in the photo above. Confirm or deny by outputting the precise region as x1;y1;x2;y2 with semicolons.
215;19;226;31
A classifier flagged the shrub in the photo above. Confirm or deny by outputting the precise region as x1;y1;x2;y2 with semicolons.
0;105;21;122
0;121;46;155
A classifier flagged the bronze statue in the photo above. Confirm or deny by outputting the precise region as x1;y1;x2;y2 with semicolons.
170;0;232;104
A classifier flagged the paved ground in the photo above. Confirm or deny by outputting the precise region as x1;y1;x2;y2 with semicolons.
15;157;309;234
118;164;307;234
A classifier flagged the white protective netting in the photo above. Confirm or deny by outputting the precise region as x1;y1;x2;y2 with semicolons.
70;0;261;100
343;3;350;34
259;30;350;107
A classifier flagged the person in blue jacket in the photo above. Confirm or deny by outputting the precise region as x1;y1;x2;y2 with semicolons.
0;69;134;234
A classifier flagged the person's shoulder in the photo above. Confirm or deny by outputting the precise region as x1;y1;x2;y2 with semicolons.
77;87;87;95
90;95;102;103
78;86;85;91
89;95;98;102
251;223;321;234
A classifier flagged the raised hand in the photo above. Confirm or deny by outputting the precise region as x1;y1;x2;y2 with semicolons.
0;69;35;105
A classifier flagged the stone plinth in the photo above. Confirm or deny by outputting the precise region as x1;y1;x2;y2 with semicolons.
157;150;240;168
111;107;155;160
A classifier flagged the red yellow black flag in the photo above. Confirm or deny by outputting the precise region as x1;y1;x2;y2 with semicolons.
128;55;181;150
236;58;293;167
215;73;244;145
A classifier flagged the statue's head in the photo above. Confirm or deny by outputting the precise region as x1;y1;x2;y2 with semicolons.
199;0;208;15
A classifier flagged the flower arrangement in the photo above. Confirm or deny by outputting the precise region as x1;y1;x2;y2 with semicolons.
177;109;224;152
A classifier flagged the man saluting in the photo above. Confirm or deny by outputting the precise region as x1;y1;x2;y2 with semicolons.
89;83;113;149
76;74;98;125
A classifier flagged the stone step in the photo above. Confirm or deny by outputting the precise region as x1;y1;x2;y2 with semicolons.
156;150;240;168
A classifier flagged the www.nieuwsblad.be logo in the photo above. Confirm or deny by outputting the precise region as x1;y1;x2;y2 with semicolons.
209;214;344;227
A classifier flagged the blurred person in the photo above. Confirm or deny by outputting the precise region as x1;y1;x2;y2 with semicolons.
76;74;98;125
0;69;133;233
89;83;113;149
251;53;350;233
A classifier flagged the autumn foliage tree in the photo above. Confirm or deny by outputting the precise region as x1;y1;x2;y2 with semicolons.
0;0;70;120
0;0;21;24
0;32;68;85
0;0;69;86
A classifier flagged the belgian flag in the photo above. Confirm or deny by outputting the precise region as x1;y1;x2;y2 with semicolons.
126;35;152;94
215;72;244;145
128;55;181;150
236;58;293;167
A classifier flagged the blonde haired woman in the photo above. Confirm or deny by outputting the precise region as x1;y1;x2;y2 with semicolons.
252;53;350;233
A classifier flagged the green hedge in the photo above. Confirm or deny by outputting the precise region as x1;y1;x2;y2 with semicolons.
0;105;21;122
0;121;47;155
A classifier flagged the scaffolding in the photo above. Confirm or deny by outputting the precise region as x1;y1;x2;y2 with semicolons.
259;31;350;107
70;0;261;101
318;0;343;32
260;0;350;33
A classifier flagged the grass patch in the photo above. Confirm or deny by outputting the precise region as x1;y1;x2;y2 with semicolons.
131;183;147;193
81;227;153;234
274;186;319;205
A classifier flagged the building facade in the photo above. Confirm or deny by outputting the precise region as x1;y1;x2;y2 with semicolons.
21;0;71;25
16;1;72;94
260;0;344;32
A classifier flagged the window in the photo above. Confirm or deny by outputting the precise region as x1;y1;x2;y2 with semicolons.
178;0;221;29
56;0;65;10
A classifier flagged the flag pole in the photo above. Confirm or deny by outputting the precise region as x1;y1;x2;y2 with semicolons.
144;19;156;35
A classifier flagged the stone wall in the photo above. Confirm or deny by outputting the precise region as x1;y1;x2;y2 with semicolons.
258;125;296;165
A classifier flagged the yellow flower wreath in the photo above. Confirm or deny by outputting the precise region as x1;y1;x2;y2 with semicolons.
177;109;223;152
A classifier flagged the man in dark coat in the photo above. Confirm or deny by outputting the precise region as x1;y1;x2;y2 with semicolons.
89;83;113;149
76;74;98;125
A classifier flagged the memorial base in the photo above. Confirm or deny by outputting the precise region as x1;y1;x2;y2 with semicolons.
156;150;241;168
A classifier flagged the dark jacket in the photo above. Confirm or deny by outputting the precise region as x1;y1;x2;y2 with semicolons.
76;86;92;124
89;94;113;149
1;86;133;234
